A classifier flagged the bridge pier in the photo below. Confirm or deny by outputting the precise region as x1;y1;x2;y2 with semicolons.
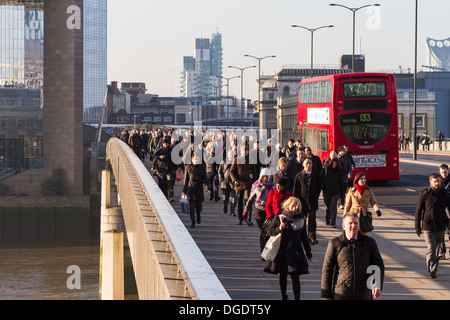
101;229;124;300
100;170;127;300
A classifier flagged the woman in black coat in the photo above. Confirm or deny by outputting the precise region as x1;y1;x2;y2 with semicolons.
264;197;312;300
320;157;345;227
182;154;211;228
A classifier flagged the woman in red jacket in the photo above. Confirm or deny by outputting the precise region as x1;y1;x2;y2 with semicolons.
265;177;294;219
262;177;294;260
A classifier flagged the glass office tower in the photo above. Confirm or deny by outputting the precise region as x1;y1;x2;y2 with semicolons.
0;1;44;171
83;0;107;123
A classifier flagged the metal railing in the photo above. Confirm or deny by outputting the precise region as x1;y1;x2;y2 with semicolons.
105;138;230;300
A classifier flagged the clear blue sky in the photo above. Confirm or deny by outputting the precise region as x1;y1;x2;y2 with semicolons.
107;0;450;101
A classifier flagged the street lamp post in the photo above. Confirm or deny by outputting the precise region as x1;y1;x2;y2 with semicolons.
329;3;380;72
291;25;333;78
229;65;256;129
244;54;276;106
213;84;228;129
219;75;241;129
195;92;209;130
413;0;418;160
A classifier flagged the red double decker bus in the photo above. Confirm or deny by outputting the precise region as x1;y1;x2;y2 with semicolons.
297;73;399;182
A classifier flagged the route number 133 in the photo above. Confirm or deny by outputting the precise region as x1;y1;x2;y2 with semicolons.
360;113;372;122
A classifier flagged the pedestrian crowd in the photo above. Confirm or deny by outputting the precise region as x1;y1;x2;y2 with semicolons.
114;128;450;300
400;131;447;152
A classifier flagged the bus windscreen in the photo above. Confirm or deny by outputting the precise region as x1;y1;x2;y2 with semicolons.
339;112;392;145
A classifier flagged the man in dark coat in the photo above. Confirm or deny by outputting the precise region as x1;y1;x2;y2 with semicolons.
415;172;450;278
218;150;237;216
287;147;306;181
321;212;384;300
272;157;294;192
438;164;450;259
338;146;352;209
128;129;142;158
205;147;220;202
153;138;176;202
230;145;258;225
305;146;323;175
182;154;211;228
293;158;321;245
436;131;445;151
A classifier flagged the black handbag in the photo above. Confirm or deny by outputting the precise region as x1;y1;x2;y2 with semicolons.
359;211;374;233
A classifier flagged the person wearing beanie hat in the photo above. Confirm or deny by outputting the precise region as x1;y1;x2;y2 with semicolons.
265;177;294;220
344;172;382;234
243;168;275;241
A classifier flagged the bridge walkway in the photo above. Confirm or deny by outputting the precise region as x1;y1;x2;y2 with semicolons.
144;159;450;300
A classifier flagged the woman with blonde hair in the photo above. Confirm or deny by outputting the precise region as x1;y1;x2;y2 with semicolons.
264;196;312;300
344;172;382;234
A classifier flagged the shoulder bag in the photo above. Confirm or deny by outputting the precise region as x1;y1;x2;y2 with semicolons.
261;216;283;261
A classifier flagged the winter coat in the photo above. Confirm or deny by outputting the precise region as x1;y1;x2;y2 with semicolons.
287;158;304;181
414;187;450;233
321;233;385;300
320;166;345;197
205;150;219;175
272;167;294;192
153;146;175;173
338;155;352;183
443;176;450;191
230;155;257;191
218;162;233;190
344;186;380;217
293;170;321;212
129;133;142;152
264;211;312;275
309;154;323;175
244;180;275;213
182;164;210;202
265;189;294;219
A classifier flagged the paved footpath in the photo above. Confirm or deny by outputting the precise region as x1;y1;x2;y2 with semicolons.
165;182;450;301
147;155;450;300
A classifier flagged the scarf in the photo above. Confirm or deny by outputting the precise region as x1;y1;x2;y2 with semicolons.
355;183;368;195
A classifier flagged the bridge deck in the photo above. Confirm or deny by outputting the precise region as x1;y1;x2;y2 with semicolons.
145;160;450;300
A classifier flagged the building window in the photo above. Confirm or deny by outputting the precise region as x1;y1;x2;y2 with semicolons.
17;119;27;128
415;115;425;128
177;114;186;124
266;110;276;121
283;86;290;96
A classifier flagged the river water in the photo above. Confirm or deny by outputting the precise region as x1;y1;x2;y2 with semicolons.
0;244;100;300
